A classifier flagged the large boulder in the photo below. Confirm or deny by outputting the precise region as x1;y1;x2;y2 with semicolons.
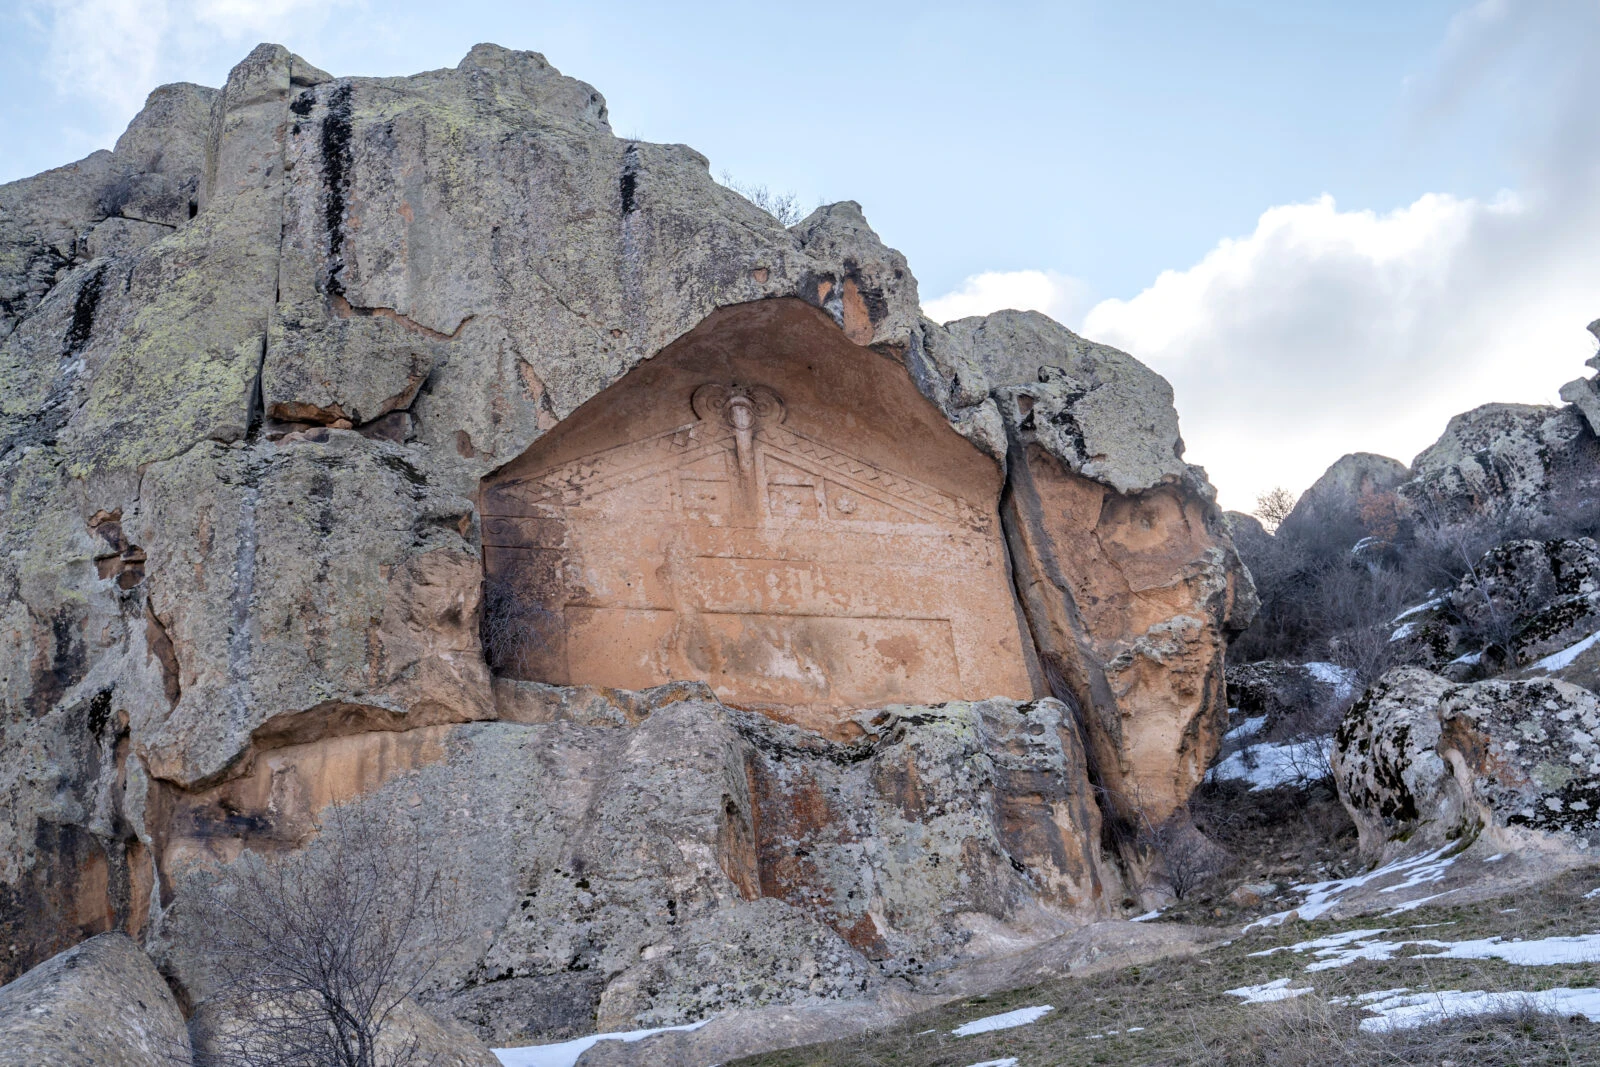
0;933;189;1066
1332;666;1600;863
1401;402;1600;526
1225;660;1358;732
1382;538;1600;681
0;38;1247;1044
942;311;1257;820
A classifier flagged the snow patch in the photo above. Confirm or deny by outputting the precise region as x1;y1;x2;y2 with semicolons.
1358;987;1600;1032
1257;929;1600;972
1225;978;1313;1004
1389;621;1418;643
1209;739;1330;790
493;1019;711;1067
1391;597;1444;625
1533;629;1600;672
1224;715;1267;742
1244;845;1458;929
952;1005;1054;1036
1304;661;1359;699
962;1060;1020;1067
1129;909;1163;922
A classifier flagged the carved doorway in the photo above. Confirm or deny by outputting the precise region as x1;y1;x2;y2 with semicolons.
480;299;1037;733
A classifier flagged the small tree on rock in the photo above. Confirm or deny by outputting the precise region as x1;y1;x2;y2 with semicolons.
1253;486;1298;534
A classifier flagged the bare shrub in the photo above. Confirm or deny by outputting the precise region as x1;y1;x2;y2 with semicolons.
719;170;807;226
1147;818;1223;901
187;810;450;1067
480;571;557;675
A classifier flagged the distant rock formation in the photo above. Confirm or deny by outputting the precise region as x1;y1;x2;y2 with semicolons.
0;42;1251;1044
1276;452;1411;545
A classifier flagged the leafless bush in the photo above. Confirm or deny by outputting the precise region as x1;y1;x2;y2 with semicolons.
187;810;450;1067
1253;486;1298;533
719;170;807;226
1147;818;1223;901
480;572;557;675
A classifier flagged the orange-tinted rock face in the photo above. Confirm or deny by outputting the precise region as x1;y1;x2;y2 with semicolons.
1006;445;1246;821
481;301;1039;734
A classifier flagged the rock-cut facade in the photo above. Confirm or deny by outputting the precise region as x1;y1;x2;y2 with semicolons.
0;43;1254;1043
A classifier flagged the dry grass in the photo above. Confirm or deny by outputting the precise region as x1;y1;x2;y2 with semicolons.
731;868;1600;1067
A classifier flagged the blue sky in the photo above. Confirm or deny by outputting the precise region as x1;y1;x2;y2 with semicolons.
5;0;1599;508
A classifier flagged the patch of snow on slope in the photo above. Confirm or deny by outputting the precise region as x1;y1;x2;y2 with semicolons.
1389;621;1418;643
962;1060;1020;1067
1391;597;1444;625
1533;629;1600;672
1358;988;1600;1032
493;1019;711;1067
1244;845;1459;929
1304;661;1358;699
1224;715;1267;742
1209;738;1330;790
1255;929;1600;971
952;1005;1054;1036
1225;978;1313;1004
1129;909;1163;922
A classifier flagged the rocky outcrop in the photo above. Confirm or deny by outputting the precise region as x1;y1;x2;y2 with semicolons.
0;38;1247;1046
1276;452;1410;546
1332;667;1600;862
1401;403;1600;526
1382;538;1600;681
1558;319;1600;437
941;311;1257;820
0;933;188;1066
155;694;1113;1047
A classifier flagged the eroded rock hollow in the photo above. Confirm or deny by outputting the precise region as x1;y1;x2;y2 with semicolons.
0;41;1253;1041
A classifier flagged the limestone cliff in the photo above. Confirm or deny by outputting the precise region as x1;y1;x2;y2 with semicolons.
0;42;1249;1038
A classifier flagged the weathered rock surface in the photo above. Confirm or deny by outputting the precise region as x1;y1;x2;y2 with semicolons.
1381;538;1600;681
0;932;189;1066
1401;402;1600;525
1276;452;1410;545
153;695;1114;1046
0;37;1247;1050
1332;666;1600;862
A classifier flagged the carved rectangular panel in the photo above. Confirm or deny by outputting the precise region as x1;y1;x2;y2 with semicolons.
482;375;1036;732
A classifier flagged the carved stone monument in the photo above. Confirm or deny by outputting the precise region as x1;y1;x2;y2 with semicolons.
481;300;1040;733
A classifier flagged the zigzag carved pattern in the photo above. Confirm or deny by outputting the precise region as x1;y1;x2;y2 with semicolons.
489;422;726;511
767;426;989;530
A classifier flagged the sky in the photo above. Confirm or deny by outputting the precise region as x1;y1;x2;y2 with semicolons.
4;0;1598;510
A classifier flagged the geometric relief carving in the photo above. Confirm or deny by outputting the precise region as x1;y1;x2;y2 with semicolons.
482;359;1036;734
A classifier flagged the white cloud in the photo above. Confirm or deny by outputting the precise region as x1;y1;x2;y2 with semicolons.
1079;187;1600;512
922;269;1090;327
31;0;353;131
939;0;1600;514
